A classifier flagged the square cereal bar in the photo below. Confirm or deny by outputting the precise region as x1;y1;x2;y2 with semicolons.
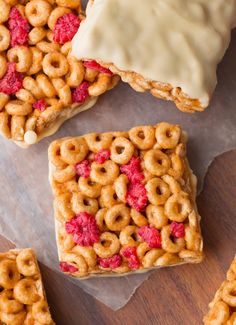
48;123;203;278
204;256;236;325
0;0;119;147
0;248;54;324
72;0;236;112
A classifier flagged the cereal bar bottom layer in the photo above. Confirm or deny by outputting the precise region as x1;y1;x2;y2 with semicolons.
0;248;54;324
204;256;236;325
48;123;204;279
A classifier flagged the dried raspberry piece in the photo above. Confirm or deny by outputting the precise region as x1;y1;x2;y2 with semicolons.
170;222;185;238
126;182;148;212
94;149;110;164
121;246;140;270
138;226;162;248
0;63;23;95
121;157;144;184
72;82;90;104
60;262;78;273
65;212;100;246
53;13;81;44
83;60;113;76
33;99;47;112
9;7;30;47
75;160;91;178
98;255;122;269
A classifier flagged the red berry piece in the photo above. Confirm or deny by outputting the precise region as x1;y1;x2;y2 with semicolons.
65;212;100;246
75;159;91;178
9;7;30;47
126;182;148;212
98;255;122;269
72;81;90;104
138;226;162;248
60;261;78;273
121;246;140;270
33;99;47;112
94;149;110;164
53;13;81;44
0;63;23;95
83;60;113;76
170;222;185;238
120;157;144;184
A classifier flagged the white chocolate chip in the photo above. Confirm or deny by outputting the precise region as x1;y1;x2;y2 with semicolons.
24;130;38;145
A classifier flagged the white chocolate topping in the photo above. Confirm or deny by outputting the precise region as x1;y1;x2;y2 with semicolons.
24;130;38;145
72;0;236;105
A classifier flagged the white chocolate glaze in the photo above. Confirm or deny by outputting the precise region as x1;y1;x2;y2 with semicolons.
72;0;236;105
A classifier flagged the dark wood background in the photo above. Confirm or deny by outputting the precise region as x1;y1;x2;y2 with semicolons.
0;150;235;325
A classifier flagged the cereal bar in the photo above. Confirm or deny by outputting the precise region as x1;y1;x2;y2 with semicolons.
0;0;119;147
72;0;236;112
204;256;236;325
48;123;204;278
0;248;54;324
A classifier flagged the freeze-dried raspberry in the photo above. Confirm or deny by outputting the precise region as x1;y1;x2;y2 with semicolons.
60;262;78;273
65;212;100;246
94;149;110;164
72;82;90;104
33;99;47;112
126;182;148;212
53;13;81;44
138;226;162;248
121;157;144;184
75;160;91;178
98;255;122;269
121;246;140;270
83;60;113;76
9;7;30;47
0;63;23;95
170;222;185;238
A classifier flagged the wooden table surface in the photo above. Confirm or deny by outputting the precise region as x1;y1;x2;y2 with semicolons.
0;150;235;325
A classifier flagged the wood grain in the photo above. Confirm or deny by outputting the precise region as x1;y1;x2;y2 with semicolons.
0;150;235;325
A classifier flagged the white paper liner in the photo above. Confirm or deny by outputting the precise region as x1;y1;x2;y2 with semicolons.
0;16;235;310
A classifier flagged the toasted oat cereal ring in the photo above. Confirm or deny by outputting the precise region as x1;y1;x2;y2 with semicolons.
178;250;203;262
57;84;72;105
62;253;88;276
84;68;99;82
94;232;120;258
0;0;10;23
137;243;165;268
146;204;168;229
100;185;120;208
110;137;135;164
48;7;71;30
7;46;32;73
120;225;138;246
66;57;85;88
185;226;202;252
56;0;80;9
131;209;148;227
88;73;111;97
154;252;181;267
60;137;88;164
90;160;119;186
222;281;236;307
11;115;25;141
161;225;185;253
4;0;17;5
204;301;230;325
72;192;98;215
165;193;191;222
54;193;74;221
43;52;69;78
27;47;43;75
28;27;47;45
227;313;236;325
23;77;44;99
72;246;97;268
32;300;52;324
48;139;67;169
144;149;171;176
61;41;71;56
37;40;60;53
0;94;9;111
168;153;184;179
162;175;181;194
0;25;10;51
0;260;20;289
5;100;32;116
14;279;39;305
16;249;38;276
0;111;11;138
155;122;181;149
25;0;52;27
78;177;102;198
95;208;108;232
129;126;155;150
0;310;26;324
36;74;57;98
105;204;131;231
15;89;35;104
114;174;128;203
53;165;76;183
85;132;113;152
0;290;23;314
146;178;171;206
0;55;7;79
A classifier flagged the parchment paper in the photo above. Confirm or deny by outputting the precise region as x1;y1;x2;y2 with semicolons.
0;14;235;310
